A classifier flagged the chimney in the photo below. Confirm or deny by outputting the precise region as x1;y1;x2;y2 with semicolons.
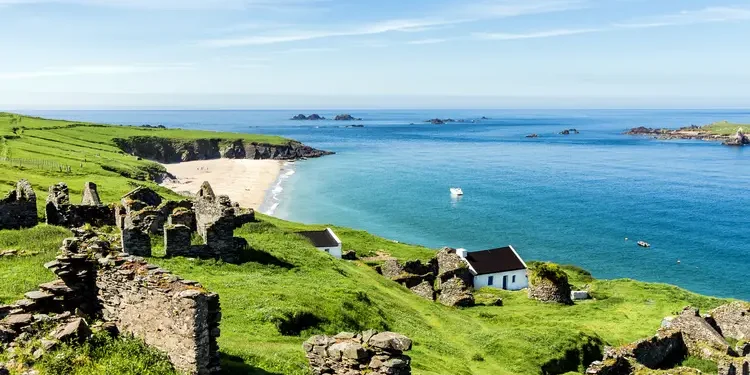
456;248;468;259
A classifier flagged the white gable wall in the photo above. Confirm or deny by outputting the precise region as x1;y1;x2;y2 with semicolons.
318;228;343;259
316;245;342;259
473;269;528;291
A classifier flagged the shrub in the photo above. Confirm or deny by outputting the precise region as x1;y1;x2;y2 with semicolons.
530;262;569;285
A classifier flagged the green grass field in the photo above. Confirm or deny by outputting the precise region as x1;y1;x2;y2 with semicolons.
0;113;735;375
699;121;748;136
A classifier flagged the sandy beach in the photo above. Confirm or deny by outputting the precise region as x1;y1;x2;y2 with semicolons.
159;159;283;209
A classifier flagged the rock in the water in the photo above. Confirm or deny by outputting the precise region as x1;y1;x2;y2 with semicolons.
334;114;362;121
437;277;474;307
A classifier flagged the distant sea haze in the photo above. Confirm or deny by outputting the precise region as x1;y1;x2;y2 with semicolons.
25;109;750;300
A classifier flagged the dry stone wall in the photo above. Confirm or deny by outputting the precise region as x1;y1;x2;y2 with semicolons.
304;331;412;375
97;257;221;374
1;228;222;375
0;180;37;230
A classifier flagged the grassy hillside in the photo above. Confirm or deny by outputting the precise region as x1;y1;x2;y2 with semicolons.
698;120;747;136
0;113;733;375
0;217;727;375
0;113;289;213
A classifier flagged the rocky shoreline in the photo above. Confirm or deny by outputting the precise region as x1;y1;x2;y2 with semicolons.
113;136;334;163
625;125;749;146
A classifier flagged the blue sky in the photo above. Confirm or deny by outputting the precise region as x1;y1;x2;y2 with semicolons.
1;0;749;109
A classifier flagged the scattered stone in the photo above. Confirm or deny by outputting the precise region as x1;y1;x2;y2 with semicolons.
0;249;18;257
341;250;357;260
710;302;750;341
571;290;590;301
3;314;33;328
54;318;92;343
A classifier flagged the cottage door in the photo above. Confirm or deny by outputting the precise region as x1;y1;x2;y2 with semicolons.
502;275;508;290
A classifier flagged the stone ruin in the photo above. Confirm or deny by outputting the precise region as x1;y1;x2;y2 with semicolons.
378;247;475;307
587;303;750;375
0;228;222;375
304;330;413;375
0;180;37;230
528;263;574;305
46;182;115;228
117;182;255;263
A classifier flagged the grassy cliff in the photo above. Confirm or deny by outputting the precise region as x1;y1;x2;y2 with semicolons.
0;113;733;375
0;113;290;213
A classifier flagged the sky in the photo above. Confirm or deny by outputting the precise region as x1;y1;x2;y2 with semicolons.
1;0;749;109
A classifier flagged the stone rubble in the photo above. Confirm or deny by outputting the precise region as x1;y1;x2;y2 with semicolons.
304;330;412;375
376;248;474;307
587;304;750;375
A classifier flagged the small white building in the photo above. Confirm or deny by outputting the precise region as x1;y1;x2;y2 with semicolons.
456;246;529;290
296;228;343;259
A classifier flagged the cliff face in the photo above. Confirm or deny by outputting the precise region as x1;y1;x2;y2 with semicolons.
113;136;334;164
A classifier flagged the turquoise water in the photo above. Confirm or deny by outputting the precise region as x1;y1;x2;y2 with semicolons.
24;110;750;299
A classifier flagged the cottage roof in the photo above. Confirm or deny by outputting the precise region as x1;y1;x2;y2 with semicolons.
297;229;341;248
464;246;527;275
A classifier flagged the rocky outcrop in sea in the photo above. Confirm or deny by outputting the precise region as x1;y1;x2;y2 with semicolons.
291;114;326;120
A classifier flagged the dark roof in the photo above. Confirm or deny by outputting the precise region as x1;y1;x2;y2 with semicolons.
464;246;526;275
296;229;340;248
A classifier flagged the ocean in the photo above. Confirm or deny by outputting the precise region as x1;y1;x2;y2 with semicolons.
23;109;750;300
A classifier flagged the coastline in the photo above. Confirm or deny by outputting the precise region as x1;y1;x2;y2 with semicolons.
159;159;283;210
259;161;296;216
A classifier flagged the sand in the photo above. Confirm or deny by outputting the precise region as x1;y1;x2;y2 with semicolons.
159;159;283;210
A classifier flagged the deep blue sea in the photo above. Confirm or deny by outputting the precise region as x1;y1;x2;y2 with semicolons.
22;109;750;300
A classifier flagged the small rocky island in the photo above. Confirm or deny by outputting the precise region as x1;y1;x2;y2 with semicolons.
291;114;326;121
559;128;579;135
334;114;363;121
626;123;749;146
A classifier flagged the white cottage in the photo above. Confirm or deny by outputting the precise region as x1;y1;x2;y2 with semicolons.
296;228;343;259
456;246;529;290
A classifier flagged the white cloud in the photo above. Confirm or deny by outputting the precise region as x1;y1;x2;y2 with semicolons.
616;6;750;28
459;0;586;18
473;28;600;40
0;63;193;80
406;38;452;45
201;18;462;47
203;0;585;47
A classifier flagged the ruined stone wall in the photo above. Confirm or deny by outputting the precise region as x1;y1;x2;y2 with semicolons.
46;182;114;228
304;331;412;375
96;259;221;375
1;229;222;375
0;180;37;230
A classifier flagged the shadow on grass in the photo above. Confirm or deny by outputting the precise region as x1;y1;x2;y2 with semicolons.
220;353;284;375
238;247;295;269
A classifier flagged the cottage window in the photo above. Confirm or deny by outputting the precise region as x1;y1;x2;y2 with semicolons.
488;276;494;286
512;275;516;283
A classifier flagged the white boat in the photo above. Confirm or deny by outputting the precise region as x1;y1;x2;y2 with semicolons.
450;187;464;196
